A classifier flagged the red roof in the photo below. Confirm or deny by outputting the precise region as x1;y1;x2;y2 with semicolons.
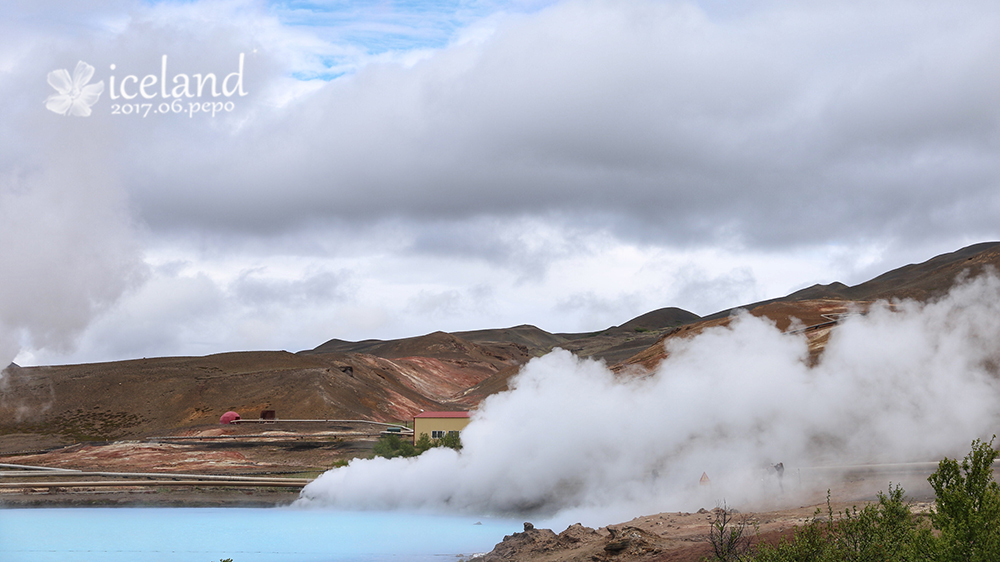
414;411;470;419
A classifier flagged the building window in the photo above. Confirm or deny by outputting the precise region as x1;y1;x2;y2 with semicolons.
447;431;459;437
432;431;445;439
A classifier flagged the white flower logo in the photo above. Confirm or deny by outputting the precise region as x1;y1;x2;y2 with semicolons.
45;61;105;117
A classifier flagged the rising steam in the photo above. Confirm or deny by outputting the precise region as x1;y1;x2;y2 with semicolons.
0;124;142;369
297;273;1000;526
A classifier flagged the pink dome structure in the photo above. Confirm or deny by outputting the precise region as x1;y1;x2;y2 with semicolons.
220;411;241;424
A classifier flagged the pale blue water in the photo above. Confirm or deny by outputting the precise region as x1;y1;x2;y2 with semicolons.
0;507;524;562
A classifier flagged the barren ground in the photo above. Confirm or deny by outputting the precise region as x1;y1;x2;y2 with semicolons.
0;425;375;508
475;475;937;562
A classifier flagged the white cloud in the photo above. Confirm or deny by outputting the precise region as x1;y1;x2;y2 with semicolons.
3;0;1000;363
93;0;996;249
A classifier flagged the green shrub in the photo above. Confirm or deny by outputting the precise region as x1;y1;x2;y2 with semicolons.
928;437;1000;561
373;431;463;459
439;431;462;450
414;432;433;453
734;438;1000;562
372;434;417;458
751;519;829;562
749;486;926;562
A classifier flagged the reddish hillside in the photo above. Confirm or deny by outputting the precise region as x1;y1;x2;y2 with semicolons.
3;241;998;452
0;345;524;447
615;299;852;373
616;242;1000;373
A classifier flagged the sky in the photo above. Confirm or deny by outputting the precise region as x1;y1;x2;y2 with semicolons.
1;0;999;366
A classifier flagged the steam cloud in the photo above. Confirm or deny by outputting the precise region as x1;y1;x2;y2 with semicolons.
0;138;142;369
297;273;1000;526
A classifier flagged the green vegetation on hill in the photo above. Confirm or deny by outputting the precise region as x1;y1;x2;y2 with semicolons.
371;432;462;459
709;437;1000;562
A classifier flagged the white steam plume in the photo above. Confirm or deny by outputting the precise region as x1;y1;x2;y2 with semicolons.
297;273;1000;526
0;142;142;368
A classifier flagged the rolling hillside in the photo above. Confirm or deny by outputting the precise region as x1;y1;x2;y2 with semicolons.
2;241;998;449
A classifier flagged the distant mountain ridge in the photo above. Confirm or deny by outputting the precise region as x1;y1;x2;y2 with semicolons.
2;241;998;447
306;242;1000;365
307;307;702;365
703;241;1000;320
621;241;1000;372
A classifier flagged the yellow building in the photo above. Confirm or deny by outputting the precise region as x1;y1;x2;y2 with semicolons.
413;411;470;442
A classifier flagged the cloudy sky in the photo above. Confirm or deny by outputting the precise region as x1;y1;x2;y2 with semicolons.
2;0;998;366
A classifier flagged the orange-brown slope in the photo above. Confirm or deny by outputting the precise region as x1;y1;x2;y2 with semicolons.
700;242;1000;323
615;299;862;373
300;330;539;408
303;330;535;405
0;347;511;447
345;351;529;408
615;242;1000;374
450;362;525;404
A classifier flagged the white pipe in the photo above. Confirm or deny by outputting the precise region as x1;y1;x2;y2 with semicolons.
0;479;307;489
0;470;310;482
0;463;80;472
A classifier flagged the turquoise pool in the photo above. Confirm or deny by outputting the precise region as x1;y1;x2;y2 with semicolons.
0;507;524;562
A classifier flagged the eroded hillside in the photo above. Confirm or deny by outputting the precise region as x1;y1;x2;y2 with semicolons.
3;241;999;451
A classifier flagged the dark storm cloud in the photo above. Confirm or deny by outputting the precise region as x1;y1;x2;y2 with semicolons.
120;0;1000;252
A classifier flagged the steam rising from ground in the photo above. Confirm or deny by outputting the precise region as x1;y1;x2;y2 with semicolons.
298;274;1000;525
0;151;142;369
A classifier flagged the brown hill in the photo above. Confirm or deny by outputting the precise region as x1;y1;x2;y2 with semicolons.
309;311;703;371
617;242;1000;373
3;241;998;454
306;330;528;364
702;242;1000;321
0;344;524;448
453;309;703;398
453;324;570;354
616;298;851;373
841;241;1000;301
616;307;702;332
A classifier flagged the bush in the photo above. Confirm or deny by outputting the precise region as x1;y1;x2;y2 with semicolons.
728;438;1000;562
372;431;463;459
439;431;462;450
708;502;754;562
750;519;828;562
372;434;417;458
928;436;1000;561
832;484;930;562
414;432;433;453
749;486;927;562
